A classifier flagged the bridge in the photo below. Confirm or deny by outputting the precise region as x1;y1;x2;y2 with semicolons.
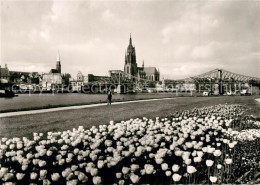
175;69;260;83
83;69;260;94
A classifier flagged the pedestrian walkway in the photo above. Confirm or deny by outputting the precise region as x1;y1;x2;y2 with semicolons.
0;98;176;118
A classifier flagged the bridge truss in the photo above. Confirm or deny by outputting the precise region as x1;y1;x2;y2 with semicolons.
175;69;260;84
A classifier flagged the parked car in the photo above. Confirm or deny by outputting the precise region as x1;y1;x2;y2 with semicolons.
227;91;232;96
240;89;250;96
203;91;209;96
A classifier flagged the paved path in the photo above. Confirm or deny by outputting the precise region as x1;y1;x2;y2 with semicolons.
0;97;176;118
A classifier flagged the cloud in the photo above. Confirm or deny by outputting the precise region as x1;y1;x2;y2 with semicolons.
7;61;49;73
1;0;259;79
101;9;114;21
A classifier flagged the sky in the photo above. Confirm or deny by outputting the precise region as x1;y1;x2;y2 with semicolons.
1;0;260;79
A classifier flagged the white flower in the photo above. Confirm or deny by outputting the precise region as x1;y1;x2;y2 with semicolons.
217;164;222;169
30;172;38;180
206;160;214;167
97;160;104;169
116;172;122;179
39;149;47;156
62;168;71;178
39;160;47;167
26;153;33;159
202;147;208;152
194;157;202;163
73;148;79;155
118;180;125;185
228;142;235;148
16;173;25;180
184;158;192;165
92;176;102;185
207;147;215;153
172;173;182;182
9;144;15;150
210;176;218;183
78;172;88;182
67;179;78;185
51;173;60;181
66;157;72;163
225;158;232;164
172;164;180;172
122;167;130;175
197;151;204;157
77;155;83;161
155;157;163;164
40;170;47;179
3;173;14;181
71;165;78;171
21;164;28;171
47;150;53;156
166;170;172;177
0;167;8;178
187;166;197;174
131;164;139;172
90;168;98;176
17;143;23;149
174;150;183;157
143;164;154;174
161;163;168;171
213;150;222;157
59;159;65;166
130;173;140;184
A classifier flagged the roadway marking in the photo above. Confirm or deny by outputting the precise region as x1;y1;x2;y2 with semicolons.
0;98;176;118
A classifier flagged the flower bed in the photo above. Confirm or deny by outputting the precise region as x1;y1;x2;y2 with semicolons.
0;104;259;184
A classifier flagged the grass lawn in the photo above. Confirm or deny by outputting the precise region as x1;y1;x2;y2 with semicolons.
0;95;259;138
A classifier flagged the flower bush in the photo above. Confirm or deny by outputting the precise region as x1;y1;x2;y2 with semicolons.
0;104;259;184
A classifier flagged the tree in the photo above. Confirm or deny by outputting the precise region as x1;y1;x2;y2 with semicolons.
63;73;71;85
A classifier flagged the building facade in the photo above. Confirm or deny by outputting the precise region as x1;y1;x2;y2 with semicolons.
69;71;88;91
9;71;40;84
0;64;10;82
42;53;62;90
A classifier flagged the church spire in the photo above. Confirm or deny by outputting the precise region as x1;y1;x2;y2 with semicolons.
142;60;144;68
56;51;61;73
129;33;132;45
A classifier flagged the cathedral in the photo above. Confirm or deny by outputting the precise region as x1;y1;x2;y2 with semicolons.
124;35;160;81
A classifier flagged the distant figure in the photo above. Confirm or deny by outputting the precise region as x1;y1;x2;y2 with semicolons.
107;90;112;105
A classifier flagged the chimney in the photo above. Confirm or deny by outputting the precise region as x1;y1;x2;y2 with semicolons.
5;64;7;69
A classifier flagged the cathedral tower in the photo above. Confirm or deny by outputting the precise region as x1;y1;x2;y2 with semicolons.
124;34;138;78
